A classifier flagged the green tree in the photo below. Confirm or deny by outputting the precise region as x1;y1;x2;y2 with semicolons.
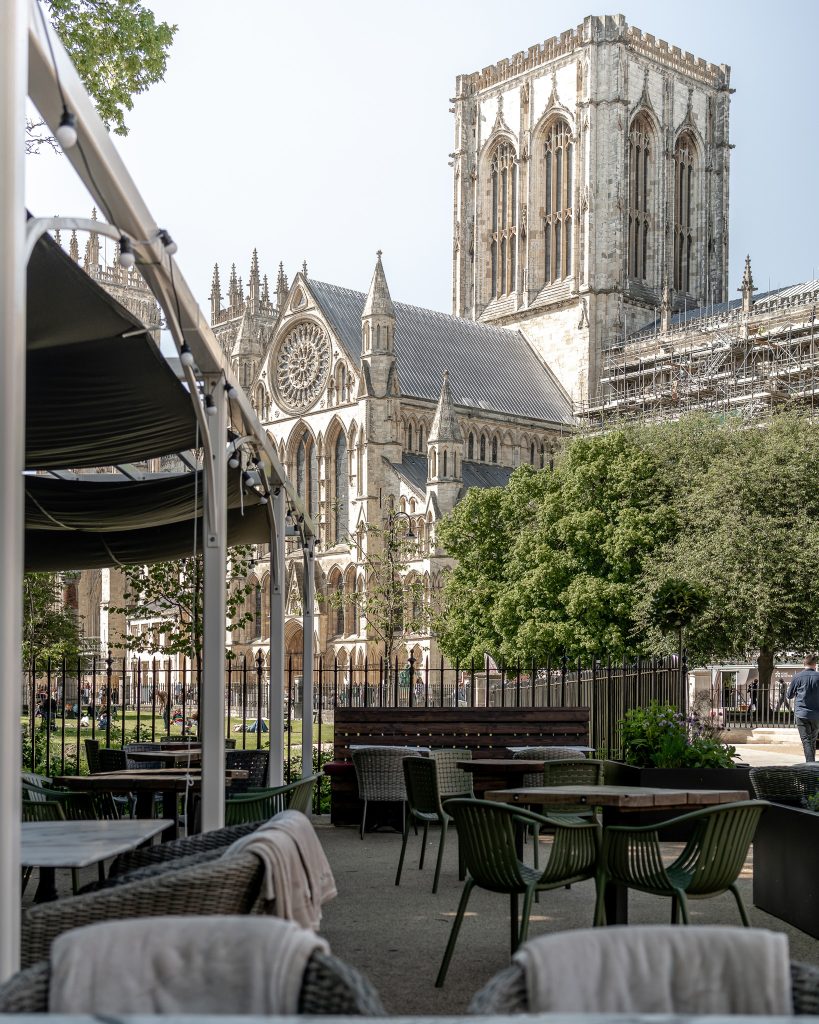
107;548;255;666
28;0;176;151
635;412;819;699
23;572;82;670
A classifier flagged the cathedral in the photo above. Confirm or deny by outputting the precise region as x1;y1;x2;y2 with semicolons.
72;14;817;678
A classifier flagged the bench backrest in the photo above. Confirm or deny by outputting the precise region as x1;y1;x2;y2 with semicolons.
333;707;590;762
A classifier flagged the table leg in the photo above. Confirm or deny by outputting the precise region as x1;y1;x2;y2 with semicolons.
602;807;628;924
160;789;179;840
33;866;58;903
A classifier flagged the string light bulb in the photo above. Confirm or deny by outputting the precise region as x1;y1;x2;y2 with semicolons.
228;454;240;469
55;109;77;148
179;342;195;367
118;236;135;269
157;229;177;255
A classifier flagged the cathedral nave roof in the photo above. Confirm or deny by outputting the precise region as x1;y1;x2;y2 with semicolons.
306;279;574;425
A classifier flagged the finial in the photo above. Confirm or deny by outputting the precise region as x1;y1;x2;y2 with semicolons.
302;260;308;279
376;249;383;262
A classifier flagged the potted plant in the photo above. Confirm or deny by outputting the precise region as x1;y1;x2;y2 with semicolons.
605;700;751;795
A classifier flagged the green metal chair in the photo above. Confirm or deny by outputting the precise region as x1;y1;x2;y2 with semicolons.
435;798;600;987
594;800;767;927
395;757;464;895
224;775;319;825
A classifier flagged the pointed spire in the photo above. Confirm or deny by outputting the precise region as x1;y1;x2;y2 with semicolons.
69;230;79;262
363;250;395;318
53;219;61;247
660;277;672;333
261;273;270;308
210;263;222;322
84;206;100;272
739;254;756;313
228;263;240;310
276;262;288;309
302;259;308;279
248;249;260;314
429;370;464;444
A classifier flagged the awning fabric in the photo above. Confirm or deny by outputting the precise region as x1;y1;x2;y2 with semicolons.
24;230;271;571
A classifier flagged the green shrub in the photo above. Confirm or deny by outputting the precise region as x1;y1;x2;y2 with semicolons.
620;701;737;768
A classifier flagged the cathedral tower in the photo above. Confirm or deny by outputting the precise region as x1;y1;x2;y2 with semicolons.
451;14;731;407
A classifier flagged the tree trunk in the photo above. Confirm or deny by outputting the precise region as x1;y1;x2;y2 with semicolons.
757;646;774;716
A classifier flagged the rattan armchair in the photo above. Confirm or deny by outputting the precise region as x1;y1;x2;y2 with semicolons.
21;850;264;968
750;764;819;806
351;747;420;839
226;748;271;790
469;933;819;1014
108;820;260;876
0;949;384;1014
435;798;600;987
430;748;474;797
512;745;586;787
594;800;767;926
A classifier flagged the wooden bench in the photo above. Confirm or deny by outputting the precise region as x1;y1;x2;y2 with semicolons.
324;707;590;826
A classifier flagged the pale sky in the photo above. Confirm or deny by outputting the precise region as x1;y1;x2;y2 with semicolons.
25;0;819;318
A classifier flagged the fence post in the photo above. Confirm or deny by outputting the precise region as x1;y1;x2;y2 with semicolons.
104;652;112;748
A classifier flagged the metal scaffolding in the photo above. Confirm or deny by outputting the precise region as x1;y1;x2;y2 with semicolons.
584;281;819;426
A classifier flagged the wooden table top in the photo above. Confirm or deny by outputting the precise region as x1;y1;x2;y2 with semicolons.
485;784;750;809
21;818;172;868
458;759;549;771
53;768;248;792
126;749;202;766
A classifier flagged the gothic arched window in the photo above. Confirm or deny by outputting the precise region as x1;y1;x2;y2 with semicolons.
334;432;348;543
489;142;517;298
407;423;413;451
443;450;448;476
480;434;486;461
543;119;574;284
674;132;697;294
468;433;474;460
629;114;653;281
530;441;536;465
417;426;424;452
253;584;262;640
296;430;318;520
491;436;498;463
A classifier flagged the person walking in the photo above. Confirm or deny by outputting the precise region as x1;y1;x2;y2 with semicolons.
787;654;819;761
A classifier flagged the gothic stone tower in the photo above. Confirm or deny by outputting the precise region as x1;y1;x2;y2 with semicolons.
451;14;731;406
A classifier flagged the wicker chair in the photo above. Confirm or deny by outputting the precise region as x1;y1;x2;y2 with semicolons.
430;749;474;798
0;948;384;1015
435;798;600;987
512;745;586;788
469;930;819;1014
352;747;420;839
125;742;164;770
20;850;264;968
84;738;101;774
226;748;271;790
97;747;128;772
750;765;819;806
594;800;767;926
395;757;463;894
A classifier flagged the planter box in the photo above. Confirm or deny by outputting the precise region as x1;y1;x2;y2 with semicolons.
753;802;819;938
602;762;752;838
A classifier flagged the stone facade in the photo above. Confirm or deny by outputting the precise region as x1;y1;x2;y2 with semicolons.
214;253;573;675
452;14;731;405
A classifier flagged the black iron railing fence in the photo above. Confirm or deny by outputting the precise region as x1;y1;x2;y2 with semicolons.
19;649;741;778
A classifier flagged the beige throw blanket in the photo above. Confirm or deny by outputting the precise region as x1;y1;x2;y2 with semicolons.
228;810;337;929
513;925;791;1015
48;915;328;1014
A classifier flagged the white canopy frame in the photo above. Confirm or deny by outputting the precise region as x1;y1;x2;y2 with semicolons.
0;0;315;980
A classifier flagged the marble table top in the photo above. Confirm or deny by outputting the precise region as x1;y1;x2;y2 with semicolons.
20;818;173;869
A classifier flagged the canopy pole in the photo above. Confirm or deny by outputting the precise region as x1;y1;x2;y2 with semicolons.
302;539;315;796
200;375;227;832
0;0;26;982
267;487;285;785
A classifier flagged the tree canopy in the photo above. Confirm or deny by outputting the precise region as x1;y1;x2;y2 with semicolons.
29;0;176;150
23;572;82;670
436;412;819;689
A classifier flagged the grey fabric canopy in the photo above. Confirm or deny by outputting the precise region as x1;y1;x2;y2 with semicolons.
24;231;271;571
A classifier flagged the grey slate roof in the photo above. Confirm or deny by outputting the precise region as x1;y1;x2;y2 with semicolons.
308;279;574;425
391;452;514;496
